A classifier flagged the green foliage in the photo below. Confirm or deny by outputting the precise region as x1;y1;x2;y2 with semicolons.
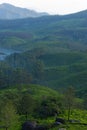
1;49;87;97
63;87;75;121
1;10;87;130
18;93;35;120
34;96;61;118
0;100;19;130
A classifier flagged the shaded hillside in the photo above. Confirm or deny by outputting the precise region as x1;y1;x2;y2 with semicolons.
0;48;86;98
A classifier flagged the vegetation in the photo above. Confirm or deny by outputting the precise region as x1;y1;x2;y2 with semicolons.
0;10;87;129
0;85;86;129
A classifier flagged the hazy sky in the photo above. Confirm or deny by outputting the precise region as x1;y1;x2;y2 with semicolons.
0;0;87;15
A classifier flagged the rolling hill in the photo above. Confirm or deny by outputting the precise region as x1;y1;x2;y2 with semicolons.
0;10;87;52
0;10;87;97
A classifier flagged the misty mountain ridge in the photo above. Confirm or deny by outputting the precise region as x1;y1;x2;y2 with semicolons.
0;3;49;19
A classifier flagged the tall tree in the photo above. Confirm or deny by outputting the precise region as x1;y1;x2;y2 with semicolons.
64;86;75;121
0;101;18;130
18;94;34;121
33;60;44;79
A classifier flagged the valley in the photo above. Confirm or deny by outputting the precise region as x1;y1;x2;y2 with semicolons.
0;7;87;130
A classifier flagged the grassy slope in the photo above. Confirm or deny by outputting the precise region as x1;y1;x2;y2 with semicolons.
40;52;87;92
0;84;59;99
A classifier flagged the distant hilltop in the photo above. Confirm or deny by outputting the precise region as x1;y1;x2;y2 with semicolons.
0;3;49;19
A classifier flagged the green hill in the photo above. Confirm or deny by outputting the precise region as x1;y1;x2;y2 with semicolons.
1;10;87;130
0;10;87;97
0;49;87;97
0;10;87;51
0;84;59;99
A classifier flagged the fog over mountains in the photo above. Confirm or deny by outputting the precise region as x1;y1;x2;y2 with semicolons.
0;3;49;19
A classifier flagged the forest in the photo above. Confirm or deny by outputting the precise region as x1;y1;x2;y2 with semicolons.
0;10;87;130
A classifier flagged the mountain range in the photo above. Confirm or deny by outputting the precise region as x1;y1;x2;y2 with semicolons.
0;3;49;19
